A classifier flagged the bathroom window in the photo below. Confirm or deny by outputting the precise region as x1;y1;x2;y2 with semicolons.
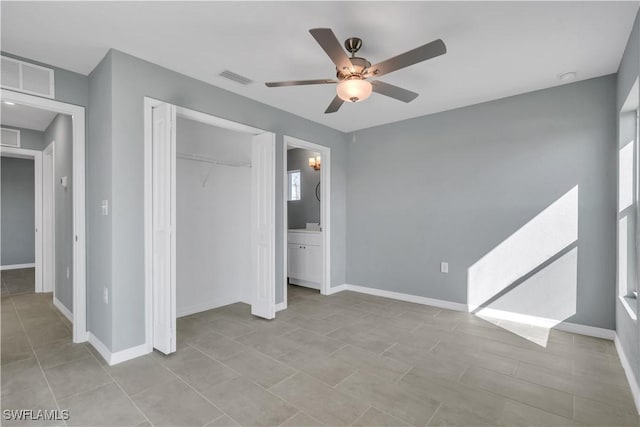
288;170;301;201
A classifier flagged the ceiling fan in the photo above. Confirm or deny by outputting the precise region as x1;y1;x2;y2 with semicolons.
265;28;447;114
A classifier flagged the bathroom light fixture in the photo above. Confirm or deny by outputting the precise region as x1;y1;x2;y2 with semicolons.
309;156;321;171
336;78;372;103
3;101;15;106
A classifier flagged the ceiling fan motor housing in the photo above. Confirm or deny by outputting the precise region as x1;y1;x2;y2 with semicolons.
336;57;371;80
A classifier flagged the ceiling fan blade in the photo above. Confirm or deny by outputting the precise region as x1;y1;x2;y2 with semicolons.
309;28;354;73
265;79;337;87
371;80;419;103
324;95;344;114
366;39;446;78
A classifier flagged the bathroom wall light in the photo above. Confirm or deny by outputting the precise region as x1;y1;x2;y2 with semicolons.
309;156;321;171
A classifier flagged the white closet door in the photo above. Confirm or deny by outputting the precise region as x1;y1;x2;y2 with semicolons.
251;132;275;319
152;102;176;354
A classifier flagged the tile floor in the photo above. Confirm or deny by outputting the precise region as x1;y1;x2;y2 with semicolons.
1;273;638;426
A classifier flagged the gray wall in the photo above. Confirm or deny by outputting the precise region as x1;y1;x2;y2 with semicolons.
104;49;347;352
1;157;35;266
0;126;46;151
45;114;73;313
616;9;640;387
347;75;617;330
287;148;321;229
87;53;113;349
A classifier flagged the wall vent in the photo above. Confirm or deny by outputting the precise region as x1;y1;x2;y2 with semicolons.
219;70;253;85
1;55;55;99
1;127;21;148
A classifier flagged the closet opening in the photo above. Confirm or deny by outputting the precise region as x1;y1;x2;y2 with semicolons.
144;99;276;355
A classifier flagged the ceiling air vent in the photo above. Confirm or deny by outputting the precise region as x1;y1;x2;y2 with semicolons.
1;127;21;148
1;55;55;98
219;70;253;85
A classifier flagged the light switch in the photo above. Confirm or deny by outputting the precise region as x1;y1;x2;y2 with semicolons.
60;176;68;189
101;200;109;216
440;262;449;274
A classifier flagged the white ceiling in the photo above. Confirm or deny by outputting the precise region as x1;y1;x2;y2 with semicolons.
1;103;57;131
1;1;637;132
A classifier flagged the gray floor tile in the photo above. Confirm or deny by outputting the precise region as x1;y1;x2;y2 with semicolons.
573;396;640;426
206;415;240;426
107;354;178;395
1;358;49;397
281;328;346;356
337;370;441;426
427;403;495;427
499;400;581;426
279;411;325;427
190;331;247;360
44;356;113;400
1;385;59;426
33;340;92;369
219;348;295;388
158;346;237;392
131;377;222;427
351;407;411;426
460;365;573;419
275;348;356;387
58;383;146;426
271;372;369;426
201;377;298;427
330;345;412;383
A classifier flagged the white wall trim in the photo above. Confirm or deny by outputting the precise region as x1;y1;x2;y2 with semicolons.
554;321;615;340
336;284;468;312
87;332;151;366
53;297;73;323
177;298;243;318
110;344;150;366
326;284;349;295
87;333;112;365
331;283;615;340
1;89;87;344
0;263;36;270
615;334;640;414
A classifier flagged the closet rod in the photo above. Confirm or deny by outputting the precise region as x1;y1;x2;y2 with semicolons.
176;152;251;168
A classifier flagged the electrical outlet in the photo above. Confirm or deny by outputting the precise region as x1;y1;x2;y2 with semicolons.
440;262;449;274
66;267;70;279
103;288;109;304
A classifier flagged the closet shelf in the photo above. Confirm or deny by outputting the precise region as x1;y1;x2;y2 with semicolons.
177;151;251;168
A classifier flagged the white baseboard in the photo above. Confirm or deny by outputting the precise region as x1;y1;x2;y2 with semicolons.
326;284;349;295
289;278;320;290
110;343;149;366
87;332;112;365
177;296;242;318
53;297;73;323
330;283;614;340
88;332;150;366
275;302;287;312
1;263;35;271
555;321;615;340
615;334;640;414
335;283;468;312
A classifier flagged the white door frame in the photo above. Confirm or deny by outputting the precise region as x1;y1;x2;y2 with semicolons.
282;135;331;308
0;147;42;292
43;141;55;294
0;89;87;343
143;97;277;352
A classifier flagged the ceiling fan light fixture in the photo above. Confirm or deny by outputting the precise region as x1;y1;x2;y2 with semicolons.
336;79;372;103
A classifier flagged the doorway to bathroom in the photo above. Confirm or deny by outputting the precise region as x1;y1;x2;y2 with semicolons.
282;136;331;310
